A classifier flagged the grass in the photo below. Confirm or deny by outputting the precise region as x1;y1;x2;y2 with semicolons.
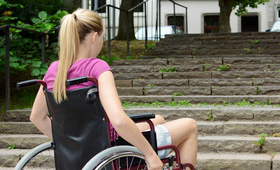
121;100;277;109
99;40;157;63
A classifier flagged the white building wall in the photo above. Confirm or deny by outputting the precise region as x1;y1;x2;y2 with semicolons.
88;0;279;36
160;0;270;33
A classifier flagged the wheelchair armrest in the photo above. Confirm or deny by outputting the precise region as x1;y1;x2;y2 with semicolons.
128;113;155;122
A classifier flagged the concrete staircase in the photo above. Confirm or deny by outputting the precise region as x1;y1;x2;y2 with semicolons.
2;32;280;169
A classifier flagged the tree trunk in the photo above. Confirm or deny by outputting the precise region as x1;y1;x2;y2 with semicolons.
219;0;234;33
114;0;136;40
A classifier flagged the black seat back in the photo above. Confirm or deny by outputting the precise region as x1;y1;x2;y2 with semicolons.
44;85;110;170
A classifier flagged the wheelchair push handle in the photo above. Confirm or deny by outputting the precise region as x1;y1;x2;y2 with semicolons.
66;76;98;87
17;79;47;89
17;76;97;90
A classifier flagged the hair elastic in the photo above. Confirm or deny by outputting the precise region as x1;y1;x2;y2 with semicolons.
73;14;77;20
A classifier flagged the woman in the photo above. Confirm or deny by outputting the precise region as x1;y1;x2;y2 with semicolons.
31;8;162;170
30;8;197;170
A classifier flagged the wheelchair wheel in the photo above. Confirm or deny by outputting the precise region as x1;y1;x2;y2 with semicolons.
82;145;147;170
14;141;55;170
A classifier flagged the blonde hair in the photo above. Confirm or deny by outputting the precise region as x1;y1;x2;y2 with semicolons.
53;8;104;103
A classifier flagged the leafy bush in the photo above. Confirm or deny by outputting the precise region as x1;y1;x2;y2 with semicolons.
0;0;68;78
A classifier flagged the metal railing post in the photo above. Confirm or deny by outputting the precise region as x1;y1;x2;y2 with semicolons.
186;8;188;33
144;2;147;49
112;0;116;38
5;26;10;111
41;34;46;63
107;5;111;61
127;11;129;57
173;2;176;34
82;0;89;9
159;0;161;40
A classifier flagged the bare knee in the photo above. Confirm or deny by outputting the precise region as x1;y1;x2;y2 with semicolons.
153;115;166;125
182;118;198;134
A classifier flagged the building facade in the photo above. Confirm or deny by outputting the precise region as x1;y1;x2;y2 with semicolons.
87;0;280;35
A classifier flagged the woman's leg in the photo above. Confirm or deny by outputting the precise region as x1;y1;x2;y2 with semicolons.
162;118;198;168
137;114;165;131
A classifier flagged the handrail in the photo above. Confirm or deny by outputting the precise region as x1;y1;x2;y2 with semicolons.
128;0;149;12
0;25;57;34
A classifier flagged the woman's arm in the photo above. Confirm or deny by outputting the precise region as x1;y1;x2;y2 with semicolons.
98;71;163;170
30;86;52;139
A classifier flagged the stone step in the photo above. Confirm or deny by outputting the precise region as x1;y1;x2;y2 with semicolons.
112;64;277;73
198;135;280;153
112;58;168;66
119;95;280;104
0;148;53;169
153;44;252;50
1;121;280;137
148;45;280;56
117;71;280;80
118;78;280;87
163;32;280;41
116;86;280;96
5;106;280;123
196;152;279;170
1;149;278;170
0;134;50;149
154;43;280;51
1;134;280;154
140;54;279;59
168;57;280;65
112;56;280;66
148;48;264;56
114;71;280;80
124;107;280;121
0;122;41;134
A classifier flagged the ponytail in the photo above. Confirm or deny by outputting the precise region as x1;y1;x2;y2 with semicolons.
53;8;103;103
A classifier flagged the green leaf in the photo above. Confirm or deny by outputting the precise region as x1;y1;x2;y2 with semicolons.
252;141;261;146
38;11;47;21
32;18;41;24
8;145;15;149
10;62;19;68
10;56;20;62
32;61;42;67
0;0;7;7
0;48;5;56
31;68;41;76
45;23;52;31
259;138;265;145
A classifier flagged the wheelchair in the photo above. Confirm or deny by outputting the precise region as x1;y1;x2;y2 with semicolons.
15;76;195;170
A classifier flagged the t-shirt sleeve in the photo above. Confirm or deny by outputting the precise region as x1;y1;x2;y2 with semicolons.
87;59;112;80
43;61;59;90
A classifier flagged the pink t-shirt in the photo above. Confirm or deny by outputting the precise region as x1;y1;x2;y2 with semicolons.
44;58;112;91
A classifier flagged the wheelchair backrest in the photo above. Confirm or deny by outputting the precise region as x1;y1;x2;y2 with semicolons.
44;85;110;170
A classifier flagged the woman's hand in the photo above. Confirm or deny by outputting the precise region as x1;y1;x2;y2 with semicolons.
145;152;163;170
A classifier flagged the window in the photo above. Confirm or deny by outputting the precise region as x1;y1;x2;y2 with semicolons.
92;0;106;13
241;15;258;32
277;7;280;19
167;16;184;32
204;15;220;33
